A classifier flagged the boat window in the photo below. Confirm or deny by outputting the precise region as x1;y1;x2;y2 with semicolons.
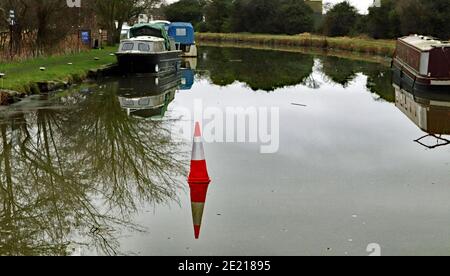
153;42;165;52
176;28;187;36
122;42;134;51
122;99;135;106
138;98;151;106
138;43;150;52
120;30;130;40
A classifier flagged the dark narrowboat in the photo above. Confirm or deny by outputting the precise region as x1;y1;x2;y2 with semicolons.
392;35;450;93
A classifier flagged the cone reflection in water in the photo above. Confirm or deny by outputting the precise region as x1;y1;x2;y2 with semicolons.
188;122;211;239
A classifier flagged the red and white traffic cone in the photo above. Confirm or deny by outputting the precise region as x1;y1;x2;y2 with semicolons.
188;122;211;239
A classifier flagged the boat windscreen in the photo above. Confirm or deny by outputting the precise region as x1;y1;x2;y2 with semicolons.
130;24;171;50
132;27;163;38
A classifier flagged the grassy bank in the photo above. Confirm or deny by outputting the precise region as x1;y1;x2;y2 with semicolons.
197;33;396;57
198;41;392;66
0;46;117;93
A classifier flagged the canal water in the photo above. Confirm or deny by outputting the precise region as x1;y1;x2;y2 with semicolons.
0;46;449;256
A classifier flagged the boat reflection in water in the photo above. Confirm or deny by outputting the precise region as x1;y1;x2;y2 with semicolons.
117;72;181;119
115;68;209;240
394;83;450;149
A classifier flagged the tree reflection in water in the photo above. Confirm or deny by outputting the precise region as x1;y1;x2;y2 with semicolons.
197;47;314;91
0;85;187;256
197;46;395;102
318;55;395;102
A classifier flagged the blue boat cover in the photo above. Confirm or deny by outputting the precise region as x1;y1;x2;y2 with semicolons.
168;22;195;45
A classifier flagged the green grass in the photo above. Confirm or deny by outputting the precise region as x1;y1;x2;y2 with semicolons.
0;46;117;92
199;41;392;66
197;33;396;57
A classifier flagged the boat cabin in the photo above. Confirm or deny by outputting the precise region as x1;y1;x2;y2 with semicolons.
395;35;450;79
129;23;172;50
168;22;195;45
393;35;450;91
117;37;167;54
167;22;197;57
131;24;164;38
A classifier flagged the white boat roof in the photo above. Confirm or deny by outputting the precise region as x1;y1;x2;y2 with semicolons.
122;36;165;43
121;23;132;30
150;20;171;25
400;35;450;51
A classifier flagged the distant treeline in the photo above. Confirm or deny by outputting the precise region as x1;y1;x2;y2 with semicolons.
164;0;450;39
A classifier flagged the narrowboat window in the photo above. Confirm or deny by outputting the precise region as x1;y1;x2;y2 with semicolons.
122;42;134;51
176;28;187;36
138;43;150;52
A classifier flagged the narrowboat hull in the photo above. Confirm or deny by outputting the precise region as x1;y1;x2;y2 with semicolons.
115;51;182;75
392;35;450;93
392;59;450;98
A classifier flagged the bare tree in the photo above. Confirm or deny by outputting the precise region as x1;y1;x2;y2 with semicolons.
94;0;162;45
0;0;91;58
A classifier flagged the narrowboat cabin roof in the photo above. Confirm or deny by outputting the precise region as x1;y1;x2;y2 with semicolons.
399;35;450;51
168;22;195;45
